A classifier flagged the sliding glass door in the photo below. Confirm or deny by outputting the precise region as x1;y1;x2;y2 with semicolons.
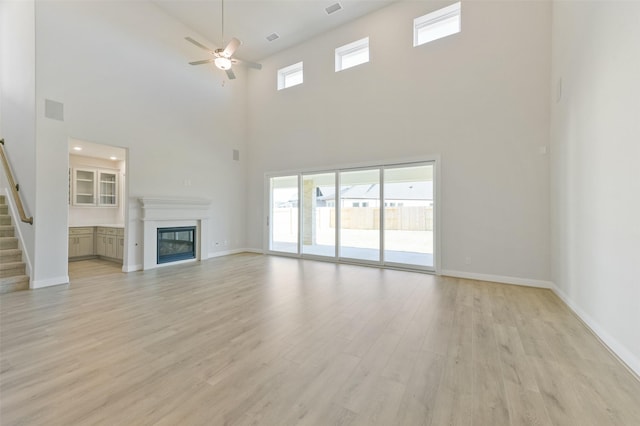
302;173;336;257
383;164;434;268
269;175;299;254
267;161;436;271
338;169;381;262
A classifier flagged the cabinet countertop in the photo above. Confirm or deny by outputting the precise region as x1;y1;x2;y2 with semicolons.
69;225;124;229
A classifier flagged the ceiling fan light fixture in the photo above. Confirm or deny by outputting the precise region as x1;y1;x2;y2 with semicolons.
214;57;232;70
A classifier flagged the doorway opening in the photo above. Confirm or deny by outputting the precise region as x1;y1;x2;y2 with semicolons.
67;138;128;280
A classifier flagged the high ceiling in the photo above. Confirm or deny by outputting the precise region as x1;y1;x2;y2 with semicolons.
153;0;399;63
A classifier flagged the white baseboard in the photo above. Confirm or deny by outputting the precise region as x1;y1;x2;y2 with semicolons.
440;269;552;289
208;248;263;258
31;275;69;289
123;264;142;272
242;248;265;254
551;284;640;378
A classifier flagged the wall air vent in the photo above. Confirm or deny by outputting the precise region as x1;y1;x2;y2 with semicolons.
266;32;280;42
325;3;343;15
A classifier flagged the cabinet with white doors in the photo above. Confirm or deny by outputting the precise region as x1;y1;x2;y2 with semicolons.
71;168;118;207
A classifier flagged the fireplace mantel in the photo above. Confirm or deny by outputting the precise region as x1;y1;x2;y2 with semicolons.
140;197;211;221
139;197;212;270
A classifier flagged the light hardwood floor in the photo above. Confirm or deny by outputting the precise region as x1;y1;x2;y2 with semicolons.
1;254;639;425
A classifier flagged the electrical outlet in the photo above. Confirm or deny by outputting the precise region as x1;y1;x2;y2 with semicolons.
465;256;472;265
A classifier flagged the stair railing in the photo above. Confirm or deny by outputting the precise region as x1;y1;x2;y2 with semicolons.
0;138;34;225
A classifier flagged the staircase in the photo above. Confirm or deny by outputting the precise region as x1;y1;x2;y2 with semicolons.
0;195;29;293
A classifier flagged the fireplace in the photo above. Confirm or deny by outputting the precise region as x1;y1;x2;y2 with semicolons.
139;197;211;271
157;226;196;264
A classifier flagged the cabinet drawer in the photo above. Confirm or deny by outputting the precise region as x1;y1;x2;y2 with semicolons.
97;227;118;235
69;227;94;236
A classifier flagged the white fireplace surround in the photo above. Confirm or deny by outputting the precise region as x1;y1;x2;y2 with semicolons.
139;197;211;270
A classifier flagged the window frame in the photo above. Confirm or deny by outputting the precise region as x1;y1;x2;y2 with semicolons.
335;37;370;72
277;61;304;90
264;158;441;274
413;2;461;47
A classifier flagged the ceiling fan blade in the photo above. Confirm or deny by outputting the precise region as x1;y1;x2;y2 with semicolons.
234;59;263;70
225;68;236;80
223;37;241;57
189;59;215;66
185;37;214;53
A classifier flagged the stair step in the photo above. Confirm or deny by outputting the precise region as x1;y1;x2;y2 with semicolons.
0;205;7;215
0;225;14;238
0;237;18;250
0;215;11;226
0;195;5;205
0;275;29;294
0;261;25;278
0;248;22;262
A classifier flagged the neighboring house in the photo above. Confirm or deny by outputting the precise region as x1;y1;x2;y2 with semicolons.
319;182;433;208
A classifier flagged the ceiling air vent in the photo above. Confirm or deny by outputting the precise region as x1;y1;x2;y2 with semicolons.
325;2;343;15
266;32;280;42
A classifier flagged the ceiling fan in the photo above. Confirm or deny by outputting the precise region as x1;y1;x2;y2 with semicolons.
185;0;262;80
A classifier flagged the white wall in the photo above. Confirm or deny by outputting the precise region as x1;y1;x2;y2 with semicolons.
34;0;248;276
246;0;552;284
0;0;37;273
68;154;124;227
550;1;640;375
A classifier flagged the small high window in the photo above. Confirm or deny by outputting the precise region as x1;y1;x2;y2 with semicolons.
335;37;369;72
277;62;303;90
413;2;461;47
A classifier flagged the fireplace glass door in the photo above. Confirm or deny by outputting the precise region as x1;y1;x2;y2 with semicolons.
157;227;196;264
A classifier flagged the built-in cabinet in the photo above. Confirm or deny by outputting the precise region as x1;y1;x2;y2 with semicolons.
69;226;124;263
68;227;95;258
71;168;118;206
96;227;124;260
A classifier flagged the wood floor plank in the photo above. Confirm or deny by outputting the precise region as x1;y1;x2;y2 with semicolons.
0;255;638;425
503;381;553;426
427;354;473;426
334;332;402;413
494;324;539;392
531;357;595;426
394;349;446;426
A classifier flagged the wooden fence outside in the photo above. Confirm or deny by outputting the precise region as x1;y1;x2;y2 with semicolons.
328;207;433;231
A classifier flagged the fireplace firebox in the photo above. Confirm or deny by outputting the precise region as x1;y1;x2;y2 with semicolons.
157;226;196;264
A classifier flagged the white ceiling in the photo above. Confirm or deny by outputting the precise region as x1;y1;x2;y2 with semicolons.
69;138;126;161
153;0;399;63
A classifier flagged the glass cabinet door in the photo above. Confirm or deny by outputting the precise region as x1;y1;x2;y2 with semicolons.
73;169;96;205
98;171;118;206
